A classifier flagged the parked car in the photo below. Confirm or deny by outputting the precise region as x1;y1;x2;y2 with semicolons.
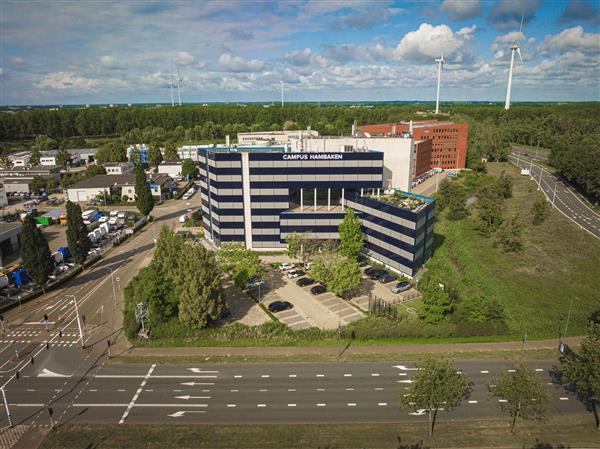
296;277;315;287
391;281;412;293
246;279;264;289
279;262;295;271
98;216;109;223
310;284;327;295
268;300;293;313
287;269;304;279
178;214;189;223
364;266;377;276
304;261;313;270
378;273;396;284
368;269;387;280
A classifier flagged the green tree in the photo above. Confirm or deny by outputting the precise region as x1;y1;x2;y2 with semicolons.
178;244;226;327
338;208;364;261
163;142;179;160
31;175;47;194
55;147;72;167
20;215;55;289
488;364;549;434
0;155;13;169
398;357;470;436
148;145;163;168
476;185;503;235
286;232;301;259
435;179;453;211
418;276;453;324
455;294;488;323
134;163;154;217
531;197;550;225
311;251;362;298
446;187;468;220
558;322;600;429
95;141;127;164
29;148;41;167
218;243;265;288
495;171;513;199
65;201;92;265
181;158;199;180
496;214;523;252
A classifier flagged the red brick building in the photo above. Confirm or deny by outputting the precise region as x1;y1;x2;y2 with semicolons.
414;139;432;177
359;120;469;170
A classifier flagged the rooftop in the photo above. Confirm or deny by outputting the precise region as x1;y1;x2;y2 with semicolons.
66;174;135;189
0;222;23;236
160;159;183;165
364;190;432;212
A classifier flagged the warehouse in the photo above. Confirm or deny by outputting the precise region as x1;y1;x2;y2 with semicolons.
199;146;435;276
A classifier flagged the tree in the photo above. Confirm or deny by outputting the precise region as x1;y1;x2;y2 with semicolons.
489;364;548;433
310;251;362;298
55;147;72;167
218;243;265;288
178;244;226;328
398;357;470;436
31;175;47;194
20;215;55;289
29;148;41;167
0;155;13;169
531;197;550;225
446;187;468;220
558;322;600;429
163;142;179;160
418;276;453;324
65;201;92;265
495;171;513;199
95;141;127;164
134;163;154;217
496;214;523;252
435;179;454;211
148;145;163;168
476;185;503;235
181;158;199;180
286;232;301;259
338;208;364;261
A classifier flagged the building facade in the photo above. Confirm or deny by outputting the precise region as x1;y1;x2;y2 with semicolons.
359;120;469;170
104;162;134;175
199;148;435;276
237;130;319;146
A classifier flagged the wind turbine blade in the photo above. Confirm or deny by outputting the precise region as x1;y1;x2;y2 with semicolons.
516;47;523;63
519;10;524;35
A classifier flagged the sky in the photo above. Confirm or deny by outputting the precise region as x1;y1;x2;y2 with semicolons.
0;0;599;105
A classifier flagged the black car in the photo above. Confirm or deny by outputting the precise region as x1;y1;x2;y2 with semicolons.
296;277;315;287
378;273;396;284
268;300;293;313
310;284;327;295
368;269;387;280
364;266;376;276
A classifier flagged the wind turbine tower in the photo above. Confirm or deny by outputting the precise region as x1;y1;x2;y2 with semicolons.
169;69;175;107
435;52;444;115
280;81;284;107
505;14;524;110
176;68;184;106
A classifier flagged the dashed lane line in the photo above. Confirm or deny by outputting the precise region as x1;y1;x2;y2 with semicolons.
119;363;156;424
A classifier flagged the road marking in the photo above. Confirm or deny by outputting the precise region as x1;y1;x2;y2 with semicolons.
119;363;156;424
344;374;352;377
393;365;418;371
175;395;211;400
227;404;236;408
89;389;97;392
234;375;242;378
259;389;268;392
12;403;45;407
480;370;489;374
398;380;413;384
230;389;239;392
378;402;387;406
145;389;154;392
316;388;325;391
188;368;219;374
508;369;516;373
288;389;296;392
535;369;544;372
398;373;407;376
371;373;380;377
180;382;215;386
168;410;206;418
374;388;383;391
559;397;569;401
288;404;296;407
75;403;209;408
257;404;266;408
37;368;71;378
345;388;354;391
261;375;270;378
316;403;326;407
118;389;125;392
97;375;216;379
26;389;35;392
468;400;478;404
347;403;357;407
288;374;297;378
498;399;508;403
316;374;324;377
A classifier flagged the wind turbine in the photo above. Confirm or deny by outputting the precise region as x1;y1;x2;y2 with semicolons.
280;80;284;107
435;52;444;115
504;13;524;110
169;68;176;107
176;67;185;106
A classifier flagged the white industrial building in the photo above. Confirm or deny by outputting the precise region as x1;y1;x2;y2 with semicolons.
158;160;183;178
104;162;134;175
237;130;319;146
288;135;414;192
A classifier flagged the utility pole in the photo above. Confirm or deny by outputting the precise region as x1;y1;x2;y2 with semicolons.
552;180;558;206
68;295;85;348
0;314;4;334
1;387;12;428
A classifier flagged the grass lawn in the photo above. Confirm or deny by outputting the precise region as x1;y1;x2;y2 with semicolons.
39;416;598;449
427;162;600;338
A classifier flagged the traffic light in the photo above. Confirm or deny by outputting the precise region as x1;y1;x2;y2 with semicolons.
43;314;48;322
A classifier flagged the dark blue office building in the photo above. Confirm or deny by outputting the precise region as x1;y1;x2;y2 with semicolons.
199;148;435;276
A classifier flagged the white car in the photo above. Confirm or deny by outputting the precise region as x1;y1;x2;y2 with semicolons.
109;210;119;217
287;269;302;279
98;216;109;223
279;262;295;271
179;214;189;223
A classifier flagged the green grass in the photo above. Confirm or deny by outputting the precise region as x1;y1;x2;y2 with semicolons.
427;162;600;338
39;416;599;449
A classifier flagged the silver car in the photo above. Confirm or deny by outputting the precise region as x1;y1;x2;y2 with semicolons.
391;281;411;294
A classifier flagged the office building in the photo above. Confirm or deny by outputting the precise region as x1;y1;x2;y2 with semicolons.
199;146;435;276
359;120;469;170
237;130;319;146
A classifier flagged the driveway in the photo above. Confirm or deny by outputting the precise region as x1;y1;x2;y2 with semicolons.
350;272;421;312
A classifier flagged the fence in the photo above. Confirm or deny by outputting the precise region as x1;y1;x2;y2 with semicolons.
368;293;400;321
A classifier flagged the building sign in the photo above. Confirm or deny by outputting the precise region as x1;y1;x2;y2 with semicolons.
283;153;343;160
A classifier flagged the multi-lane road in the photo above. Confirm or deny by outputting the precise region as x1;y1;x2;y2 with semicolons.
508;154;600;240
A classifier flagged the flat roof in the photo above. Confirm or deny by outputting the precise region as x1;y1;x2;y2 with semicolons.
66;174;135;189
0;222;22;236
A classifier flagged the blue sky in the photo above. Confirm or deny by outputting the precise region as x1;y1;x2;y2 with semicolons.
1;0;599;105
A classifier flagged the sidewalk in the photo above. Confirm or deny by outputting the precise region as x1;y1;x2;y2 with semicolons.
122;336;581;358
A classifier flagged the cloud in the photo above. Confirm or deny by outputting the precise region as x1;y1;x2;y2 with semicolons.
218;53;266;72
174;51;195;66
35;72;102;91
131;1;171;16
332;8;401;31
394;23;476;64
304;0;374;15
559;0;600;24
284;48;328;67
99;55;125;70
440;0;483;21
488;0;541;30
9;56;24;65
226;29;254;41
539;26;600;55
323;43;392;65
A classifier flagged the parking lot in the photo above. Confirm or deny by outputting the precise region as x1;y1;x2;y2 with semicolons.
350;270;421;312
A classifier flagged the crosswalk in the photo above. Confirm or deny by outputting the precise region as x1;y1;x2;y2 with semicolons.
0;425;28;449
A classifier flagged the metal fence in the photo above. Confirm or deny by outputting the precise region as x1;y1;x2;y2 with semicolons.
368;293;400;320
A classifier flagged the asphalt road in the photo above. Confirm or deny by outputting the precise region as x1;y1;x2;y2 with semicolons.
512;145;549;161
508;154;600;240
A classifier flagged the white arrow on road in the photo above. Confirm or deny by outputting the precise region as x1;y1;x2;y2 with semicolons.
393;365;418;371
187;368;219;374
398;380;414;384
409;409;427;416
168;411;206;418
180;382;214;386
175;395;211;400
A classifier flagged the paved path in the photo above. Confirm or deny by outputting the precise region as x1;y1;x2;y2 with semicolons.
508;154;600;240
